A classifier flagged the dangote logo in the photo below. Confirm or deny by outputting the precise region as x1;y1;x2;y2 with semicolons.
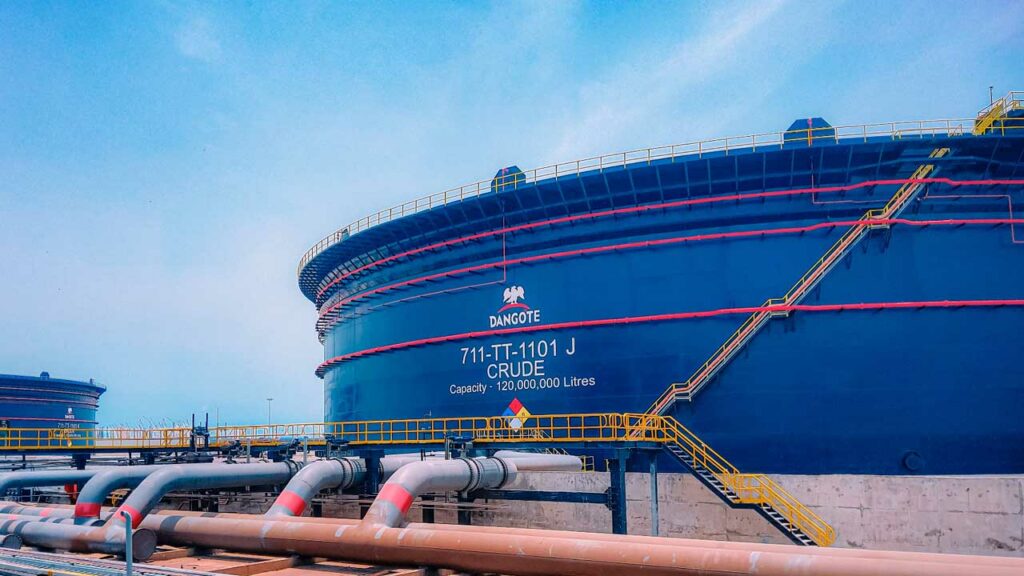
489;285;541;327
501;286;526;310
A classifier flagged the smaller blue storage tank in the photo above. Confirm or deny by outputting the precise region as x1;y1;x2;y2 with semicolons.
0;372;104;430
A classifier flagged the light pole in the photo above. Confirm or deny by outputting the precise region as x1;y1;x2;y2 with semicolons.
266;397;273;427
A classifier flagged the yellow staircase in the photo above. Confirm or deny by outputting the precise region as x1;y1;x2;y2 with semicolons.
973;91;1024;135
630;414;836;546
647;148;950;414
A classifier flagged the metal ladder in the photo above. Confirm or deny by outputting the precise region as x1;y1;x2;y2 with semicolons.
647;148;950;414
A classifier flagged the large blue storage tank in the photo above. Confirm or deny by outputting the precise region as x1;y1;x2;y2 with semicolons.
298;104;1024;476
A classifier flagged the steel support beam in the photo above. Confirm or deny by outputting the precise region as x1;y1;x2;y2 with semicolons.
649;449;660;536
607;448;629;535
474;489;608;504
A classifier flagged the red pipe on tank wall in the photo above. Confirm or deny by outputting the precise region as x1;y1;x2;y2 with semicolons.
316;216;1024;327
316;298;1024;373
313;176;1024;300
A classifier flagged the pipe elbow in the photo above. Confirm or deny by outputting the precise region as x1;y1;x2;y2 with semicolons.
268;458;364;517
364;458;517;528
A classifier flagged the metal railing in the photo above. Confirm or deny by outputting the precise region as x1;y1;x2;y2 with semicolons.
974;91;1024;135
731;473;836;546
0;412;834;545
633;414;835;546
0;413;645;451
297;117;987;276
0;427;195;451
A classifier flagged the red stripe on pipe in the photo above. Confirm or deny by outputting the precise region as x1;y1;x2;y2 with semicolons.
315;177;1024;299
316;299;1024;376
377;484;414;515
116;504;143;529
317;217;1024;328
273;490;307;516
74;501;102;518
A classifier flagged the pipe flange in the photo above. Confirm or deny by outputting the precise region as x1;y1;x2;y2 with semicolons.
494;457;514;488
284;459;303;477
460;457;481;493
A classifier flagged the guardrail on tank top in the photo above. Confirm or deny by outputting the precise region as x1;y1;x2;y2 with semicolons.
974;91;1024;135
298;90;1024;276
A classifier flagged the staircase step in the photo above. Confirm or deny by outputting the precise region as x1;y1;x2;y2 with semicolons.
661;429;832;547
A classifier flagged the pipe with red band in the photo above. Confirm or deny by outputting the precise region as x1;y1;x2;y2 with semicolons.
273;490;307;516
74;502;102;518
266;458;365;518
115;504;143;529
377;484;414;515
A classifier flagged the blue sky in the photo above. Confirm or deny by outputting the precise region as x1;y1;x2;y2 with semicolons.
1;1;1022;427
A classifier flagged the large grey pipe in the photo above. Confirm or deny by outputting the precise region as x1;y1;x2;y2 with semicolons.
378;452;447;479
0;461;301;558
266;458;365;517
73;465;168;519
7;505;1024;573
0;469;101;495
491;451;582;471
112;462;300;528
363;457;516;528
0;517;155;559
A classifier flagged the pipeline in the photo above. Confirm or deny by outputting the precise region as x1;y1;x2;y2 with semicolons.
139;514;1024;576
0;461;301;559
111;461;300;528
0;516;157;560
5;456;1021;574
73;465;168;519
0;454;541;554
8;504;1024;572
268;453;468;516
363;457;516;527
0;469;101;496
491;450;582;471
3;454;408;522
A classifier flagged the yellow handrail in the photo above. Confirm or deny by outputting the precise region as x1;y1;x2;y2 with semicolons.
0;412;835;545
974;90;1024;135
656;417;835;546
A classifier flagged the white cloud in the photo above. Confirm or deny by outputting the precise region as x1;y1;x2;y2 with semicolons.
547;0;848;160
175;15;222;63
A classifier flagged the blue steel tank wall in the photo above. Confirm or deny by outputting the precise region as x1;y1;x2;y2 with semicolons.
676;222;1024;474
304;136;1024;475
0;374;104;429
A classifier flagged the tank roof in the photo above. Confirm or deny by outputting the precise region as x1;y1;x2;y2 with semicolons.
298;92;1024;303
0;372;106;392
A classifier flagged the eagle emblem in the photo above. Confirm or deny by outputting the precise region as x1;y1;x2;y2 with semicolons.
502;285;525;305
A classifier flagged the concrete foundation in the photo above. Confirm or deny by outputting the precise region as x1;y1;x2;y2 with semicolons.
463;472;1024;557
